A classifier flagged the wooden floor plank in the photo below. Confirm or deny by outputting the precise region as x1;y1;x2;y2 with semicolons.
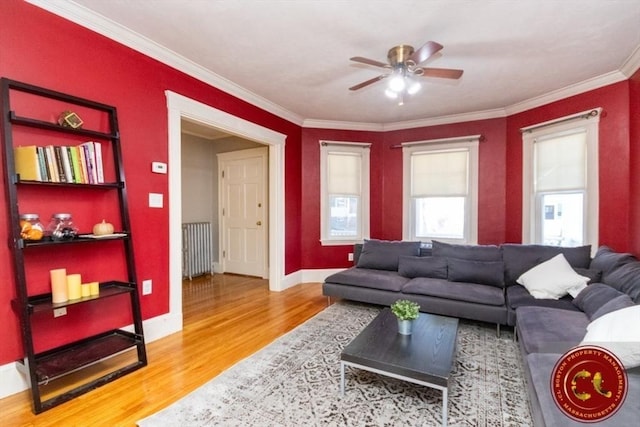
0;275;326;426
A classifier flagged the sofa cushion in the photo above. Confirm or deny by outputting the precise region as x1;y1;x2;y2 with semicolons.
590;245;637;281
604;261;640;303
447;258;504;288
325;267;410;292
574;267;602;284
502;243;591;287
581;305;640;369
507;285;578;311
402;277;505;306
432;240;502;261
516;254;590;299
398;256;447;279
356;239;421;271
526;353;640;427
591;294;636;320
572;283;628;320
516;306;589;354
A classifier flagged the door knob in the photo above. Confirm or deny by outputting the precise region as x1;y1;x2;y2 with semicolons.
256;221;262;226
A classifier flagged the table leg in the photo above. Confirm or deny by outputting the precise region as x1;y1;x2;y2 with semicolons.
340;362;345;396
442;388;448;426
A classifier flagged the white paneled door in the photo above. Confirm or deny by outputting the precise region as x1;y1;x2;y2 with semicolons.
218;147;268;278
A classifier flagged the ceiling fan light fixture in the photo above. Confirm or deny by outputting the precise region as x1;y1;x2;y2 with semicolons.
388;73;406;92
385;88;399;99
407;80;421;95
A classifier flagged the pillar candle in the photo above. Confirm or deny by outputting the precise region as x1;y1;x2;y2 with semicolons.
50;268;68;304
67;274;82;300
89;281;100;296
81;283;91;297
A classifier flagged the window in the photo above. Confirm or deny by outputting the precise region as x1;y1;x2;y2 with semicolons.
320;141;370;245
522;109;600;247
402;136;479;243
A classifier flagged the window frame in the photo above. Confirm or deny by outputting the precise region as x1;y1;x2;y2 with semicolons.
319;141;371;246
402;135;480;244
521;109;600;247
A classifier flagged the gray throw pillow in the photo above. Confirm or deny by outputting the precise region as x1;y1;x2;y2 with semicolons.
573;268;602;284
589;245;637;280
502;244;592;287
603;261;640;303
356;239;421;271
590;294;635;320
398;256;447;279
572;283;626;320
432;240;502;261
447;258;505;288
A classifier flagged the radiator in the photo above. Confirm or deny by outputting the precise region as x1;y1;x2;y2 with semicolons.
182;222;213;279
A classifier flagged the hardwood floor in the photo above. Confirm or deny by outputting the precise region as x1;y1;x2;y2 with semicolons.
0;275;327;426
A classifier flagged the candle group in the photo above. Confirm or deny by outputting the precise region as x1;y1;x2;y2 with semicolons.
50;269;100;303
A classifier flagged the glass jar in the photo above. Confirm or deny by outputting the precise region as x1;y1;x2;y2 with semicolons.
19;214;44;241
46;213;79;241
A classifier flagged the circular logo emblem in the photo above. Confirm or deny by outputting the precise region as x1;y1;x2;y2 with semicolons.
551;345;627;422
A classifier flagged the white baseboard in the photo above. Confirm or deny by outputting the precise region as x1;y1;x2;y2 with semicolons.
0;268;342;399
0;310;183;400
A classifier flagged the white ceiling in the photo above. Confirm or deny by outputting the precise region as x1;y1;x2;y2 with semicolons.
31;0;640;129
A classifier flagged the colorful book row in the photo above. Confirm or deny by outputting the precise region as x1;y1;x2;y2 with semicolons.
14;142;104;184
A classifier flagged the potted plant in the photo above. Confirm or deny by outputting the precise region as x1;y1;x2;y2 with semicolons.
390;299;420;335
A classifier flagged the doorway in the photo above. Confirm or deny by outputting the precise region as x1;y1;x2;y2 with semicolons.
166;91;286;332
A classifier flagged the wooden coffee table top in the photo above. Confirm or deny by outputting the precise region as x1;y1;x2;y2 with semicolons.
341;308;459;388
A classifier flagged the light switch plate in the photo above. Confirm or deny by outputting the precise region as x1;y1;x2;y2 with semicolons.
149;193;163;208
151;162;167;174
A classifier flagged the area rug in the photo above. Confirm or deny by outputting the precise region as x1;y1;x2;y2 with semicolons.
137;302;532;426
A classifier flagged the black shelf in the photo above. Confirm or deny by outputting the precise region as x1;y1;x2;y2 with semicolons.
15;178;122;189
9;111;118;140
18;329;142;385
21;233;129;248
1;77;146;414
11;281;136;314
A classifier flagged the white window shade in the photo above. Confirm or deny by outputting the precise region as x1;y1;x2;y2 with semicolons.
328;152;360;195
411;150;468;196
535;131;586;192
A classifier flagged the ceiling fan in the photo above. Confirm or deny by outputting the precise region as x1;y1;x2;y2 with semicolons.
349;41;463;94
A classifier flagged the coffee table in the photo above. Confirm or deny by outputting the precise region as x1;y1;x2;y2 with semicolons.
340;308;459;426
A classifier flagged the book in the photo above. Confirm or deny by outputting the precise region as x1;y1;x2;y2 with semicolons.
69;146;83;183
53;146;67;182
14;145;40;181
44;146;59;182
59;146;73;182
94;141;104;183
77;146;89;183
80;141;97;183
36;146;49;182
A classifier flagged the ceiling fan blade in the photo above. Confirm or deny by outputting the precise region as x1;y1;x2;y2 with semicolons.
408;41;443;65
420;67;464;79
349;75;388;91
350;56;390;68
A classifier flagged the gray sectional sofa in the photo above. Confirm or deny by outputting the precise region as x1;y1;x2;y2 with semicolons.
323;240;640;426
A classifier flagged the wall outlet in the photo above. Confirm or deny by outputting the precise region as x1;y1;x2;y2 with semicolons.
142;279;152;295
53;307;67;317
348;253;354;262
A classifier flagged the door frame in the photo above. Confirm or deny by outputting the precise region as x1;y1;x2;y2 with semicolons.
166;91;286;325
218;147;269;278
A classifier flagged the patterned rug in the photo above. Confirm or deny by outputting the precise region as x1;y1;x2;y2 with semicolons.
137;302;532;426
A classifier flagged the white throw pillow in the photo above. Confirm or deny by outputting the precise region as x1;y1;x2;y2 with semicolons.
580;305;640;369
516;253;590;299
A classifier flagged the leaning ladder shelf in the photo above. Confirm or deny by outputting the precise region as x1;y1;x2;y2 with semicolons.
0;78;147;413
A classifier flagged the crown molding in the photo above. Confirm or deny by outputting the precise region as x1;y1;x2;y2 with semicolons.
28;0;640;133
621;44;640;78
505;70;628;116
26;0;305;126
302;119;384;132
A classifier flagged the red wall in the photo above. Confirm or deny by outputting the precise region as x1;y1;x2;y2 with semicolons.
0;0;638;368
505;82;632;251
630;69;640;255
0;0;302;364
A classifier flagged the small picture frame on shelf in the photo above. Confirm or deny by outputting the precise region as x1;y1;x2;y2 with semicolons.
58;110;83;129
